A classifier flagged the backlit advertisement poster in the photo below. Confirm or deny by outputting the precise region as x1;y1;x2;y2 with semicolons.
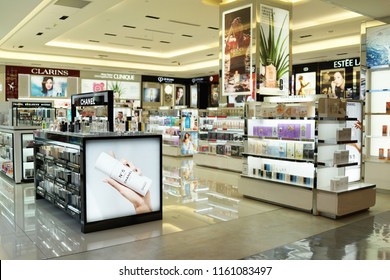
222;4;252;97
320;68;346;98
180;131;198;155
259;4;289;95
30;75;68;97
81;79;107;92
366;24;390;67
85;137;161;223
295;72;316;96
107;80;141;100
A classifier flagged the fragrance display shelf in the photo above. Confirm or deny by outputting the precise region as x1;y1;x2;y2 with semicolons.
242;152;315;163
316;183;376;219
246;135;315;142
241;174;313;190
193;152;243;173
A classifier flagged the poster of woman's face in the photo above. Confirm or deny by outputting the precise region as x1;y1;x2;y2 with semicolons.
30;75;68;97
320;69;345;97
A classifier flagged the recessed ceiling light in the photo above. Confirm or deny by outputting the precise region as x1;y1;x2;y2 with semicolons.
208;26;219;30
104;33;117;36
142;46;151;49
145;15;160;20
36;32;43;36
18;45;24;48
160;41;170;44
206;53;214;56
123;25;136;29
89;39;100;43
59;15;69;20
182;34;193;37
300;34;312;38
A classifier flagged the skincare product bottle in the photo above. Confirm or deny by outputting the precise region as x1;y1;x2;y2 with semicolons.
94;152;151;196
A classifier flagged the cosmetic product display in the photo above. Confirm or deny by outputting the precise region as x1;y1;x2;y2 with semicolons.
95;152;151;196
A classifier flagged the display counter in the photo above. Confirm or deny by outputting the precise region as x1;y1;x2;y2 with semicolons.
33;130;162;233
0;125;38;183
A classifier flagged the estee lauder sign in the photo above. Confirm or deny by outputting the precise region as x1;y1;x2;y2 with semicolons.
333;58;360;68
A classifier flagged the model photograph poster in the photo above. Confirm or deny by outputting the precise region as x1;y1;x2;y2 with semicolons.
259;4;289;95
30;75;68;97
366;24;390;67
180;131;198;155
295;72;316;96
222;4;252;96
320;68;346;98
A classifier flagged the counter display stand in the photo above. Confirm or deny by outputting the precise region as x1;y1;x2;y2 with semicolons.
364;65;390;191
148;107;198;157
34;130;162;233
0;125;45;183
193;107;245;172
238;96;376;218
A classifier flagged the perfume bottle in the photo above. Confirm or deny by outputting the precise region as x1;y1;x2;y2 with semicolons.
95;152;151;196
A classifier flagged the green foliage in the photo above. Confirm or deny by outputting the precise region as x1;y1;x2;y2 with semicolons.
259;12;289;80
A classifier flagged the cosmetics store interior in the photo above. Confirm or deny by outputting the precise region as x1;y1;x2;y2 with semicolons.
1;0;390;260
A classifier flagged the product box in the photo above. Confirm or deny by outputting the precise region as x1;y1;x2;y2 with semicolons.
379;148;385;159
330;176;349;191
231;145;244;157
277;123;300;139
216;144;225;155
279;142;287;158
300;123;313;139
303;143;314;160
253;126;272;137
336;128;352;141
286;142;295;158
318;98;347;118
294;143;304;159
383;125;388;136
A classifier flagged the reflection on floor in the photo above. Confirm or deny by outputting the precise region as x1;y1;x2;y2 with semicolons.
0;155;390;260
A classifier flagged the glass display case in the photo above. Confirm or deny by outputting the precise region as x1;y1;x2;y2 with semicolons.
148;107;198;156
11;100;55;127
194;107;245;172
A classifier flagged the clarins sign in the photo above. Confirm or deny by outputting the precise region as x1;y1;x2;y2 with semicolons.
31;68;69;76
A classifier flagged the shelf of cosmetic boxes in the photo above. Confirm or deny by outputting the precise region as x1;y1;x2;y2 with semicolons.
316;160;358;168
35;151;81;219
241;169;314;189
242;152;315;163
246;135;315;142
316;117;358;121
317;139;358;145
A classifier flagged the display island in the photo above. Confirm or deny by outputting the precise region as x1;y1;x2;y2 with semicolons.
238;96;376;218
33;130;162;233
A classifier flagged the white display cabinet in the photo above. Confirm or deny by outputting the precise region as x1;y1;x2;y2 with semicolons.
364;65;390;191
238;96;376;218
194;107;245;172
148;107;198;157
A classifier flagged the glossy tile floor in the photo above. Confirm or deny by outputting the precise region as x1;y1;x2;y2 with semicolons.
1;155;390;260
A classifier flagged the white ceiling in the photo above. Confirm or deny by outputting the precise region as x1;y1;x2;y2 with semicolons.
0;0;388;78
